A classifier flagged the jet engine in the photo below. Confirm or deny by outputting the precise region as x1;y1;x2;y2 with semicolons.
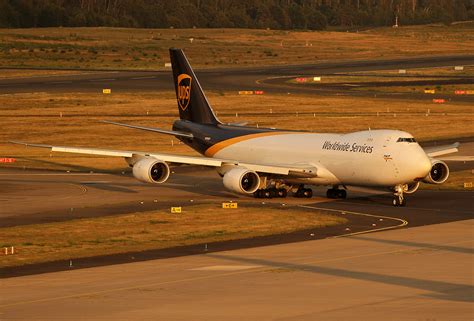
132;157;170;184
223;167;260;194
422;160;449;184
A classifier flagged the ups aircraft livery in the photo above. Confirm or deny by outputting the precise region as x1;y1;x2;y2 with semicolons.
12;48;460;206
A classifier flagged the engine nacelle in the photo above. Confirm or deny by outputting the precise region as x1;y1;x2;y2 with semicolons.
132;157;170;184
223;167;260;194
422;160;449;184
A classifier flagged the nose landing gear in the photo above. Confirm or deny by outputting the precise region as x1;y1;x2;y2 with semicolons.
392;185;407;207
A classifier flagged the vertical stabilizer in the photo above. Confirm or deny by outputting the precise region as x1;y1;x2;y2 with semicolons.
169;48;220;125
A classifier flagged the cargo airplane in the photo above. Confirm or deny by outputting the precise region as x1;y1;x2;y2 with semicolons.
12;49;460;206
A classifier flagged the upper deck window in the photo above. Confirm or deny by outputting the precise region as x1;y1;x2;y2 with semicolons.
397;137;416;143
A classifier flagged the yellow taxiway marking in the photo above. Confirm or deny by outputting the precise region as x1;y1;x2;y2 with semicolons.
298;204;408;237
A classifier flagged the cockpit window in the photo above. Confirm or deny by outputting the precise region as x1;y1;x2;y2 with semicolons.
397;137;416;143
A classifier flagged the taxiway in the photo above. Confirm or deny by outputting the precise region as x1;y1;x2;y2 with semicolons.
1;219;472;320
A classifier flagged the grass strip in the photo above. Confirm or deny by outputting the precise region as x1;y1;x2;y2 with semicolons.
0;204;346;268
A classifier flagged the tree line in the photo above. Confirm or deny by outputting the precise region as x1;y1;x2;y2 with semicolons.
0;0;472;29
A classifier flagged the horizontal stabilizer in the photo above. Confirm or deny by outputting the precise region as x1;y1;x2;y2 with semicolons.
101;121;193;138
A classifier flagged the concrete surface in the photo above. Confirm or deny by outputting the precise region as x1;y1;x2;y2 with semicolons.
1;219;472;321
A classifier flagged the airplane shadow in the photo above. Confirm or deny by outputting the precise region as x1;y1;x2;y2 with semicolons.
207;253;473;303
350;235;473;255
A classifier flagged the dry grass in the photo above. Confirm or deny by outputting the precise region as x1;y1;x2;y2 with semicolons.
360;66;474;77
0;69;90;79
355;84;474;94
290;66;474;94
0;91;472;171
0;24;473;70
296;65;474;83
0;204;346;267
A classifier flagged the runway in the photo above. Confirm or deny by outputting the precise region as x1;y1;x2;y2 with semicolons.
1;219;472;320
1;55;473;103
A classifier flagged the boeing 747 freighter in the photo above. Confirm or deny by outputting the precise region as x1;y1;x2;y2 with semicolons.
12;49;459;206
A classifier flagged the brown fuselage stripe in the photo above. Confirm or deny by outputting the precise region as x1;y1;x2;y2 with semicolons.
204;132;291;157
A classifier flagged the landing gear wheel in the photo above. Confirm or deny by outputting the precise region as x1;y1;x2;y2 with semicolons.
302;188;313;198
254;188;287;199
337;189;347;199
294;186;312;198
263;189;272;198
392;195;406;207
277;189;287;198
392;198;398;206
326;188;346;199
326;189;335;199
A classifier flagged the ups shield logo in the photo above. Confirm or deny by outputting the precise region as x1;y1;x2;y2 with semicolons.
177;74;192;111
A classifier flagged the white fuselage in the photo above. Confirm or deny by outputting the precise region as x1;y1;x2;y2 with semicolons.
212;129;432;187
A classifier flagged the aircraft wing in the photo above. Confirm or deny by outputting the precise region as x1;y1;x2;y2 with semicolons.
423;142;460;157
10;141;320;177
101;121;194;138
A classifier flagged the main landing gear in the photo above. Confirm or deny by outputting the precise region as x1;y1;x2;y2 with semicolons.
254;188;287;199
326;186;347;199
293;185;313;198
253;185;313;199
392;184;407;207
